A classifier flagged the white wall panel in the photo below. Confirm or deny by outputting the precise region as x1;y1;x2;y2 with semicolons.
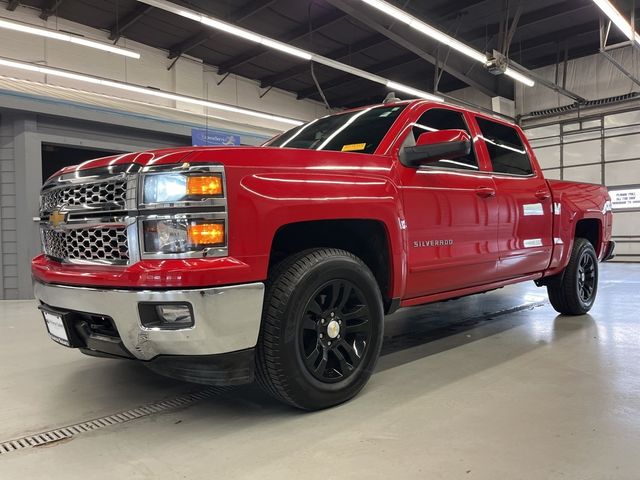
605;110;640;128
604;124;640;137
534;145;561;169
529;137;560;148
605;133;640;161
562;164;602;184
612;212;640;236
526;124;560;139
605;159;640;186
516;47;640;116
563;139;601;166
542;169;562;180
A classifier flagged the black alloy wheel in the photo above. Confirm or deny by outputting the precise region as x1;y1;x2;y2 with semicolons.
577;251;596;303
255;248;384;410
300;279;372;383
547;237;599;315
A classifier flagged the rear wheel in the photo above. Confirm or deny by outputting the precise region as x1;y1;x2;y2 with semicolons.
547;237;598;315
255;248;384;410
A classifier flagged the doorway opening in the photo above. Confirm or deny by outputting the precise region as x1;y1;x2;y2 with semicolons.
41;144;123;183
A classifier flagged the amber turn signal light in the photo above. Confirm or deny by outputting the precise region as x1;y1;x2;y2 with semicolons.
187;222;225;246
186;175;223;196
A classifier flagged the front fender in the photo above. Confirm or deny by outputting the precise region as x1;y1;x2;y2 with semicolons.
227;171;407;299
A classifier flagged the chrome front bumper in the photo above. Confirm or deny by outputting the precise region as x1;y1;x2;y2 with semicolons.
34;281;265;361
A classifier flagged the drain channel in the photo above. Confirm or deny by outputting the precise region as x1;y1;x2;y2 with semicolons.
0;387;227;456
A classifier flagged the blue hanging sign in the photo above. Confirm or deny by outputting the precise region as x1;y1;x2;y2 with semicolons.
191;128;241;146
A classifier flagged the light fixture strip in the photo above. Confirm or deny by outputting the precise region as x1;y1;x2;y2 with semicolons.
359;0;535;87
0;56;304;126
0;18;141;59
591;0;640;45
136;0;443;101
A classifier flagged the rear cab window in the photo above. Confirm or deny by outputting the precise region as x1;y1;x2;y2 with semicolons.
475;117;534;176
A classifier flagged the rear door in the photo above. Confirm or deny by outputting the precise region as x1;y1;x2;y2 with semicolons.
398;106;499;299
473;116;554;278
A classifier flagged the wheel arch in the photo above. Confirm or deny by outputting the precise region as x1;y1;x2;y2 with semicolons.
575;218;602;256
268;219;397;313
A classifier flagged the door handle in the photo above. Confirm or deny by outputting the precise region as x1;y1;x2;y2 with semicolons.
475;186;496;198
535;189;551;200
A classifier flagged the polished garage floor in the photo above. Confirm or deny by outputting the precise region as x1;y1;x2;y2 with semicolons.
1;263;639;479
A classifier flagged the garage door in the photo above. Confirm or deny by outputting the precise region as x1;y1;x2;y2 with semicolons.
525;111;640;262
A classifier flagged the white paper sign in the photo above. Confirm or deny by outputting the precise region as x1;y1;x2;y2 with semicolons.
610;188;640;210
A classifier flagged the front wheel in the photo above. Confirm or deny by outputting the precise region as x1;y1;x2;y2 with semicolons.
547;237;599;315
255;248;384;410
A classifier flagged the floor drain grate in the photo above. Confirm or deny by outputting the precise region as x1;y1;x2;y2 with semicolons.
0;387;228;456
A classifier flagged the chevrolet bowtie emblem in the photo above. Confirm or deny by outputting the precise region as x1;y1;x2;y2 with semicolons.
49;210;67;228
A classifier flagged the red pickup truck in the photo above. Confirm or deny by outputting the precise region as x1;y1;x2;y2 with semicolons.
33;99;614;410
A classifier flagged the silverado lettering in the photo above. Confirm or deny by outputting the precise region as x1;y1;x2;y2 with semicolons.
413;240;454;247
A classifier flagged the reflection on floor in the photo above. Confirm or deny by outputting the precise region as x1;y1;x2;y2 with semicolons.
0;263;639;479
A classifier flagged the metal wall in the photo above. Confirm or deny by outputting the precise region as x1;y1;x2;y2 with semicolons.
525;107;640;262
0;114;16;299
0;110;189;299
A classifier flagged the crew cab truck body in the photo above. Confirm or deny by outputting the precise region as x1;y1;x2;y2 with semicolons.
32;100;614;410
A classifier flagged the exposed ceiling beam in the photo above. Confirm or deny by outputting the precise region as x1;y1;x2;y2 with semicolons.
516;21;601;57
6;0;19;11
167;0;277;61
259;33;388;88
39;0;64;20
326;0;505;98
108;4;153;42
462;0;593;47
411;0;491;22
217;10;347;75
329;87;388;108
258;0;490;90
297;53;423;100
168;29;213;59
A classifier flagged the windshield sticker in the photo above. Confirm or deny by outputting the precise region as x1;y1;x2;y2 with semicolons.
341;143;367;152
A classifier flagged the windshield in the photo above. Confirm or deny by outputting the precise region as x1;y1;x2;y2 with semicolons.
266;104;407;154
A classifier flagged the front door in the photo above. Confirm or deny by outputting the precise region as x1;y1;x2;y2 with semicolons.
398;107;500;299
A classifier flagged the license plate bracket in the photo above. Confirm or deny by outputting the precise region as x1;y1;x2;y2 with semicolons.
39;306;76;348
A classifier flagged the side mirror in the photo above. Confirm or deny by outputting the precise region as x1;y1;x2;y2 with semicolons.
400;129;472;167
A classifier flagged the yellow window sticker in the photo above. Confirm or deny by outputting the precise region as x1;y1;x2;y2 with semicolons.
341;143;366;152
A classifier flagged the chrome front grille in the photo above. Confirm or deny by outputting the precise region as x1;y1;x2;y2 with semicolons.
40;179;127;213
40;169;133;265
42;227;130;264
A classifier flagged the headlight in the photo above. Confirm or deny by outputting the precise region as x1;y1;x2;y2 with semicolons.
143;218;225;254
143;173;223;204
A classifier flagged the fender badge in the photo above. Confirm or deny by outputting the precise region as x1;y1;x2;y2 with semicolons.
49;210;67;228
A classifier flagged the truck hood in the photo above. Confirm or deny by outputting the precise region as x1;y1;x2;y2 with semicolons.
53;146;394;176
54;146;259;175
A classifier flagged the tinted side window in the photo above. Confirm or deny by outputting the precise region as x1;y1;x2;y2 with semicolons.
405;108;478;171
476;117;533;175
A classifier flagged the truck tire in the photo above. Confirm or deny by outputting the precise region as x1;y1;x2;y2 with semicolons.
255;248;384;410
547;238;598;315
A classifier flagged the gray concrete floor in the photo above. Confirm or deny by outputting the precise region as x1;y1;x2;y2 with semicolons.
1;263;639;479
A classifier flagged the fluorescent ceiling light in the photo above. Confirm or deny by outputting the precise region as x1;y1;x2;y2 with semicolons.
0;18;140;59
386;81;439;99
504;67;535;87
592;0;640;44
359;0;535;87
136;0;442;102
0;56;303;126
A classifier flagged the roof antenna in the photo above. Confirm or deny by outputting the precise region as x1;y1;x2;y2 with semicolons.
383;91;401;103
